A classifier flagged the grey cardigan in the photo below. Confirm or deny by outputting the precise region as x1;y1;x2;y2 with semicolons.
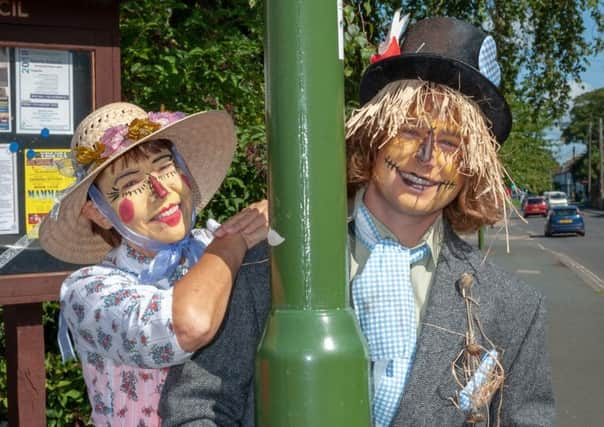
390;223;555;426
160;222;554;426
159;242;270;427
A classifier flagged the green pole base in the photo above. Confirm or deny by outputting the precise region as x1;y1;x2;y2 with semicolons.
256;308;371;427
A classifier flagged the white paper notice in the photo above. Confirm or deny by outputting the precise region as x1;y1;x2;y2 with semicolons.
337;0;344;61
0;47;11;133
16;48;74;134
0;144;19;234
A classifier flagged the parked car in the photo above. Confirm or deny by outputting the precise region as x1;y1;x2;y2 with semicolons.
522;196;548;217
544;191;568;209
544;205;585;237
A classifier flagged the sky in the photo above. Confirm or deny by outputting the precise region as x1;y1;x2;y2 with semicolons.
550;11;603;164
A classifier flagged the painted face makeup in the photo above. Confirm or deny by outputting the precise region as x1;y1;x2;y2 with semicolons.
367;116;465;221
95;146;193;244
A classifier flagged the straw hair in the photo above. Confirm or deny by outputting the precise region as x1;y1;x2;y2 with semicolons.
39;102;236;264
346;80;510;233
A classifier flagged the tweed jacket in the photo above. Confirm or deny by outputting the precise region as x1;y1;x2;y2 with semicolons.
387;222;555;426
159;242;271;427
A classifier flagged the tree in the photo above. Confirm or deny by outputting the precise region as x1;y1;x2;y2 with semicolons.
560;88;604;187
343;1;604;122
561;88;604;144
120;0;267;222
343;1;603;194
499;97;559;194
119;1;603;203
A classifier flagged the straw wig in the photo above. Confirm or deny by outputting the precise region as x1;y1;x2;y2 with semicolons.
39;102;236;264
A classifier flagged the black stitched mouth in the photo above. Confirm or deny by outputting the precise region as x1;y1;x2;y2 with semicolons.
385;156;436;188
384;156;456;191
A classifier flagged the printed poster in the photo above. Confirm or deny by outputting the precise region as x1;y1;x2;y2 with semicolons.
0;144;19;234
24;149;75;237
16;48;74;134
0;47;11;132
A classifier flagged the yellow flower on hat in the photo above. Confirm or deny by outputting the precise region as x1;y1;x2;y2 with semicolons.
74;112;184;171
127;118;161;141
75;142;106;168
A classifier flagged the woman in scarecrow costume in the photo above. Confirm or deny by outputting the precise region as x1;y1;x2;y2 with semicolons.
346;14;554;426
39;102;270;426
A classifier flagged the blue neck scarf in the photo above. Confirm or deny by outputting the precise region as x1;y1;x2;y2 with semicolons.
87;184;204;285
352;204;430;427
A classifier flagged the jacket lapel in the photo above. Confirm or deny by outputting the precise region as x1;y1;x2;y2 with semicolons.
393;225;474;424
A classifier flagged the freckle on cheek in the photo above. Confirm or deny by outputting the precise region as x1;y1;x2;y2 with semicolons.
118;199;135;223
180;174;191;189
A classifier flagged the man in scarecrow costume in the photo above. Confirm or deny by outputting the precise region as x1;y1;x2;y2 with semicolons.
346;14;555;426
39;102;270;426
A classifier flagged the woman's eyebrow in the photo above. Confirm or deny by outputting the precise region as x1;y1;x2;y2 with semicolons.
152;154;173;164
114;169;140;186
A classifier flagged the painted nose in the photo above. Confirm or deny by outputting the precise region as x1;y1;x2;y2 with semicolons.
148;175;168;199
415;128;435;163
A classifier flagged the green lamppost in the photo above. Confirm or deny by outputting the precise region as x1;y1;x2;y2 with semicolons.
256;1;371;426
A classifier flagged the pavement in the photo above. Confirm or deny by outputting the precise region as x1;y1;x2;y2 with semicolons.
463;221;604;427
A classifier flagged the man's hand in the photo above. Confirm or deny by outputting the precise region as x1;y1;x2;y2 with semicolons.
213;199;269;249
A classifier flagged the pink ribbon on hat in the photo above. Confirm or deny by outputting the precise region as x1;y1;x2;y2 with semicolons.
100;124;129;158
98;111;186;160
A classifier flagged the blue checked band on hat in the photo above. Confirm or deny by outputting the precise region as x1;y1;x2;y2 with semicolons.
478;35;501;87
352;204;430;426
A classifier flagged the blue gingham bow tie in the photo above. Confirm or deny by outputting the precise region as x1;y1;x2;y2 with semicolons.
352;204;430;427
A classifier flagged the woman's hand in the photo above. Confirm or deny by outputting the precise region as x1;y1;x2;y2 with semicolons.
213;199;268;249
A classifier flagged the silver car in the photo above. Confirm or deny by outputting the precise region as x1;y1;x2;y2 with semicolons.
545;191;568;209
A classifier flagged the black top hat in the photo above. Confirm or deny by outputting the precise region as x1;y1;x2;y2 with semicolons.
360;16;512;143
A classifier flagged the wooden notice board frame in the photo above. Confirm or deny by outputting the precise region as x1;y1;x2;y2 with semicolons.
0;1;121;425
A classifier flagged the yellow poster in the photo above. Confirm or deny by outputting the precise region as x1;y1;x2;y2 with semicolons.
24;149;75;237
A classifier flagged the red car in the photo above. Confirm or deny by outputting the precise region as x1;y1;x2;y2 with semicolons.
522;196;548;217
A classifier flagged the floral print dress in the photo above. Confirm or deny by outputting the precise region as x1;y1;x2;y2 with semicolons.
60;230;213;426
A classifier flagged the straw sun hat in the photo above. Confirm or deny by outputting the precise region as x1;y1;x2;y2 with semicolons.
39;102;236;265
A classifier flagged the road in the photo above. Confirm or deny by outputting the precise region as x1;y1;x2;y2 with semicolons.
512;208;604;289
466;209;604;426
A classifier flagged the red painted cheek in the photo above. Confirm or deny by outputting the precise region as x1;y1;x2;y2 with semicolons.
180;173;191;189
118;198;135;223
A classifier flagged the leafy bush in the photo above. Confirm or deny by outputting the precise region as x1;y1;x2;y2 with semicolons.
120;0;268;223
44;353;91;427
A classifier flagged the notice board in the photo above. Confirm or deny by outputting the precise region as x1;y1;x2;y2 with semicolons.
0;0;121;276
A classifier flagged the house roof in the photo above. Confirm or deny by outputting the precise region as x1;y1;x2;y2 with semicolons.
555;156;582;175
